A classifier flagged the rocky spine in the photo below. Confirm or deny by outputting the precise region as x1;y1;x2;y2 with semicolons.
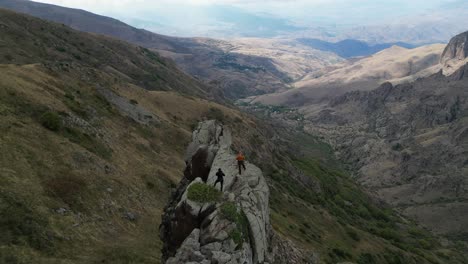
160;120;272;264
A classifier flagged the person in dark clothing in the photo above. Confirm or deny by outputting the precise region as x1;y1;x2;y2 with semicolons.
214;168;225;191
236;152;246;175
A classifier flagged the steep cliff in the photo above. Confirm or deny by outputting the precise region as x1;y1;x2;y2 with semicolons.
160;120;307;264
441;31;468;75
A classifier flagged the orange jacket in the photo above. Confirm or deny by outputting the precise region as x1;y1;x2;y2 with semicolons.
236;154;245;161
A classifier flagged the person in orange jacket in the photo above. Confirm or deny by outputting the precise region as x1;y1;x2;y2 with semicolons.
236;152;246;175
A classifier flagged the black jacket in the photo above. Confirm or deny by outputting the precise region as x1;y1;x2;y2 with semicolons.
216;170;225;180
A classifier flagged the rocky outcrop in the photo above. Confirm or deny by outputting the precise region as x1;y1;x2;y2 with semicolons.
160;120;275;264
441;31;468;75
96;86;159;125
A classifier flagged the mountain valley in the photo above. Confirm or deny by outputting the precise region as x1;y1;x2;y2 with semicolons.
0;1;468;264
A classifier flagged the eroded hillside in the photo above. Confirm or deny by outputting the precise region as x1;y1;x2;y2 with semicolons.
301;65;468;241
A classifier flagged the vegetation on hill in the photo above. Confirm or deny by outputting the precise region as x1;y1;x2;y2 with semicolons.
0;9;239;264
0;8;466;264
237;112;468;263
0;8;220;100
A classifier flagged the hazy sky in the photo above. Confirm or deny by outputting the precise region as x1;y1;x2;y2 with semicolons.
33;0;459;19
33;0;467;37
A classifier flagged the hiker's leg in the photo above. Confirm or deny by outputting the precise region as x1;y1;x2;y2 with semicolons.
238;161;242;175
220;181;224;191
242;161;246;170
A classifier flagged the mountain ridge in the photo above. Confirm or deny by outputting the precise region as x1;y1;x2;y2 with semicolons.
297;38;417;58
251;43;445;106
0;0;298;99
1;7;467;263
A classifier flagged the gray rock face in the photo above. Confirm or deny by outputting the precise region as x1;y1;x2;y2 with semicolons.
441;31;468;75
160;121;272;264
441;31;468;63
96;86;159;125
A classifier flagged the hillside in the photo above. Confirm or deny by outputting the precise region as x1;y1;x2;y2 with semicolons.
0;8;239;263
0;0;341;99
0;7;219;100
297;38;416;58
299;64;468;244
196;37;344;83
1;8;467;264
245;31;468;255
252;44;445;106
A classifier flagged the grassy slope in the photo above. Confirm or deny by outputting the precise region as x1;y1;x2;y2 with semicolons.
0;9;242;264
0;8;466;264
0;62;248;264
0;8;220;100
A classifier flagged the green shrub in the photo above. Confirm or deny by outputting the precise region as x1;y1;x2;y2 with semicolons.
329;247;352;262
346;226;360;241
418;239;434;250
55;46;66;52
228;230;243;247
187;183;221;203
376;227;402;243
73;54;82;60
357;253;375;264
64;92;75;100
0;192;54;253
205;107;225;122
44;175;87;209
40;111;62;131
220;202;238;222
102;247;149;264
220;202;250;248
63;127;112;159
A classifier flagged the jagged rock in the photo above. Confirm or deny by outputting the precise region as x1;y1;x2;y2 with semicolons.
200;211;236;245
161;120;313;263
201;242;222;255
184;120;222;182
161;121;272;264
441;31;468;75
211;251;232;264
123;211;138;221
55;208;68;215
166;229;203;264
96;86;159;125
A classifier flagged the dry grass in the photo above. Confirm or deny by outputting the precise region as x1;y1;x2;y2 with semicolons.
0;63;251;263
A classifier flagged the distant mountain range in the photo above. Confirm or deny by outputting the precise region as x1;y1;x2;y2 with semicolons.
252;31;468;244
0;0;298;99
0;0;344;99
302;37;468;240
252;43;446;106
111;4;305;38
297;38;416;58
